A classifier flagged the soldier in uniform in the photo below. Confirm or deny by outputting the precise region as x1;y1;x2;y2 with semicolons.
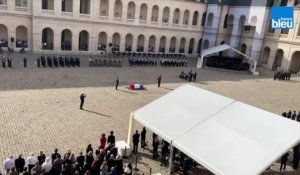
7;56;12;68
80;92;86;110
41;56;46;67
37;57;40;68
53;56;58;67
2;55;6;68
23;57;27;68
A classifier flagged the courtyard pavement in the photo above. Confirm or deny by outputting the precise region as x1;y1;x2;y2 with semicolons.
0;60;299;174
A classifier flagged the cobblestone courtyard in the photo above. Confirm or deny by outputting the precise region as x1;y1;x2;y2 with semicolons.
0;64;299;174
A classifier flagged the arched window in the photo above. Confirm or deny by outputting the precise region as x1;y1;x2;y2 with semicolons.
16;26;28;48
127;2;136;19
192;11;199;26
139;4;148;20
162;7;170;23
114;0;123;18
98;32;107;51
100;0;109;16
79;30;89;51
151;5;159;22
207;13;214;27
61;29;72;50
42;27;54;50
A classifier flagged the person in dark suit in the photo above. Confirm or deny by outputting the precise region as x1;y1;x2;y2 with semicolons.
157;75;162;87
193;72;197;82
291;111;297;120
115;77;119;90
287;110;292;119
23;57;27;68
107;131;115;146
141;127;147;148
132;130;140;154
76;152;85;168
51;148;61;164
15;154;25;173
80;92;86;110
280;152;289;171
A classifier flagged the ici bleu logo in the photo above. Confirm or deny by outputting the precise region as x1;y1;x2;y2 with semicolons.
271;7;294;30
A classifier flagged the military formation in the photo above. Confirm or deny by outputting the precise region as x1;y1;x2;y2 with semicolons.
37;56;81;68
128;57;158;66
1;54;13;68
88;56;123;67
273;71;292;81
160;58;188;67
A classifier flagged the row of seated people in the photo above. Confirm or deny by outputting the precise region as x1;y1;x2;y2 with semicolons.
113;52;186;59
16;40;28;48
0;39;8;47
274;71;292;81
3;131;134;175
160;58;188;67
88;57;122;67
61;41;72;51
37;56;80;68
98;44;106;51
128;58;158;67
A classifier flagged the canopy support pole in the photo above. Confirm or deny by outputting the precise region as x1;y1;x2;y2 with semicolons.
127;112;135;147
168;145;174;175
197;55;204;68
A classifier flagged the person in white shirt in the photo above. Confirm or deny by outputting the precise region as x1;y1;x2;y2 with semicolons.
27;153;38;173
3;155;15;174
42;157;52;173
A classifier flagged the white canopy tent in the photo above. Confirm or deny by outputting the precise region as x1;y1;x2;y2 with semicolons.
127;85;300;175
197;44;258;75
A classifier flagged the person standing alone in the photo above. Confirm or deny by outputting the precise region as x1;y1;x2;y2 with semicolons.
23;57;27;68
115;77;119;90
80;92;86;110
157;75;162;87
132;130;140;154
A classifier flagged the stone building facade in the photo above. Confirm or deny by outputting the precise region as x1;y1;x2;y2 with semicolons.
0;0;300;72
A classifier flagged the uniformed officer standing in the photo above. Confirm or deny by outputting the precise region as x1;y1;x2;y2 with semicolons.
2;56;6;68
80;92;86;110
115;77;119;90
157;75;162;88
23;57;27;68
37;57;40;68
7;56;12;68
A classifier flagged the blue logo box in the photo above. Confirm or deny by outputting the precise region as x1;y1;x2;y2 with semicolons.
271;7;294;30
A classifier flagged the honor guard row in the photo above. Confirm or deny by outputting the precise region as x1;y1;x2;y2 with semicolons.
88;57;122;67
128;57;158;66
113;51;186;59
274;71;292;81
37;56;81;68
1;55;13;68
160;58;188;67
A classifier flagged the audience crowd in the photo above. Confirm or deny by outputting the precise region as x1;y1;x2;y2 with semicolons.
3;131;132;175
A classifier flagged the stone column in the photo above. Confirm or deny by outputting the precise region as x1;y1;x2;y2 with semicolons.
155;36;160;53
54;31;61;51
108;0;115;20
165;37;170;54
72;33;79;52
132;35;137;52
73;0;80;18
184;38;190;55
135;4;140;25
120;35;126;52
122;2;128;23
146;5;152;25
169;8;174;27
54;0;61;16
144;35;149;52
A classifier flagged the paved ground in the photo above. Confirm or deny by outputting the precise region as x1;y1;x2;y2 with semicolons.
0;58;299;175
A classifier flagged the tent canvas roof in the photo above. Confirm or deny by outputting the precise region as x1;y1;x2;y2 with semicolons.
134;85;300;175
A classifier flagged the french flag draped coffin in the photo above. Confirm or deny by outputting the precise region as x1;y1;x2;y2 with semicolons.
129;83;144;90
